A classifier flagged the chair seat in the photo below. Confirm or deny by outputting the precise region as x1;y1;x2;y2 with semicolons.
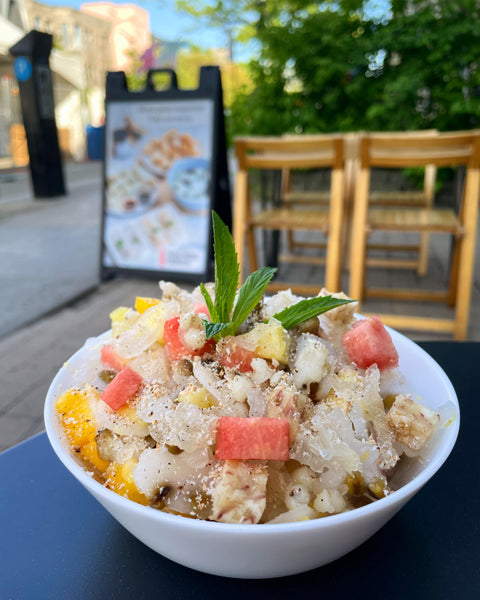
251;208;330;231
368;208;461;233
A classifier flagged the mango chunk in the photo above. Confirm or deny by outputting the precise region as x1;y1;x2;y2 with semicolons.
56;388;109;473
134;296;161;314
105;458;148;505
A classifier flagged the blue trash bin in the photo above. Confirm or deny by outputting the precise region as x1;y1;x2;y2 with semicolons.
86;125;105;160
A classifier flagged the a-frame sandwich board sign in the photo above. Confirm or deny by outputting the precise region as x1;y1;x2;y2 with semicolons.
100;66;231;284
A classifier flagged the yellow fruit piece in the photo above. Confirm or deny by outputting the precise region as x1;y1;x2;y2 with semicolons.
178;386;217;409
81;439;110;473
117;403;149;434
110;306;129;322
134;296;161;314
244;320;290;363
110;306;139;336
56;389;97;447
56;388;109;473
105;458;148;505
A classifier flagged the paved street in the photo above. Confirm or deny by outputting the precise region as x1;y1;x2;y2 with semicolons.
0;160;479;453
0;162;103;338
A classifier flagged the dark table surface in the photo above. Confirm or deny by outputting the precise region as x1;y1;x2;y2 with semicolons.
1;341;479;600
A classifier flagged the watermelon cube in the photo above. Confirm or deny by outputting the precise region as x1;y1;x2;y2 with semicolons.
215;416;290;461
342;316;399;371
217;339;256;373
100;366;143;411
164;316;215;361
100;344;127;372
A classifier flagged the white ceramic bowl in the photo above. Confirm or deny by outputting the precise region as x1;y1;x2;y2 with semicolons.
44;327;459;579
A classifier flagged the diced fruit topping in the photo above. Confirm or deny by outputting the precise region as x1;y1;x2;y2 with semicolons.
101;344;127;372
134;296;161;314
56;388;109;472
177;385;218;409
341;316;399;371
109;306;139;337
100;366;143;411
193;302;211;319
242;320;290;364
164;316;215;361
215;416;290;460
217;338;256;373
105;458;149;505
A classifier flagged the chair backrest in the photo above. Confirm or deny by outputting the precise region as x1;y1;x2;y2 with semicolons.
235;135;344;171
359;130;480;169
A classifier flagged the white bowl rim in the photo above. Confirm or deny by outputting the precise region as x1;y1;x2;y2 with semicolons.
44;323;460;535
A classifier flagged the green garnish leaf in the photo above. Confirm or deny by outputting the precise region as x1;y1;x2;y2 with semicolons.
230;267;277;333
202;213;276;340
273;296;355;330
203;321;231;340
200;282;219;322
202;211;355;341
211;211;239;323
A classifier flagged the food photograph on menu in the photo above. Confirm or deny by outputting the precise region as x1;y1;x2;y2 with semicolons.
102;98;214;276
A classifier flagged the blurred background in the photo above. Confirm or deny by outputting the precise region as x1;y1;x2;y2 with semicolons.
2;0;479;165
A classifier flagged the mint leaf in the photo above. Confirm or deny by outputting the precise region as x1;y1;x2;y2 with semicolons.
229;266;277;334
273;296;354;330
200;282;219;322
203;321;231;340
211;211;239;323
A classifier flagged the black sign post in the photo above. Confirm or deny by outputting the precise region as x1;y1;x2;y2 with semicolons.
9;30;66;198
101;66;231;284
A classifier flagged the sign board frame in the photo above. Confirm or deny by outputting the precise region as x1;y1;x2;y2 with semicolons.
100;66;231;284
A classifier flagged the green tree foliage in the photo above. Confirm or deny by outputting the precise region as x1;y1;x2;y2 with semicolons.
223;0;480;136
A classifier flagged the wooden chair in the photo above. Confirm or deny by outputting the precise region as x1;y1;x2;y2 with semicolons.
365;130;438;276
281;131;438;275
279;133;357;260
233;135;345;294
349;130;480;340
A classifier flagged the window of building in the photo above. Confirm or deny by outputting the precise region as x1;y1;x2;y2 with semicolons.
62;23;69;49
45;21;53;34
73;25;83;50
33;17;42;31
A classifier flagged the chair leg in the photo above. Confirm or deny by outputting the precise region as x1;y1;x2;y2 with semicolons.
287;231;295;252
348;169;370;303
447;234;461;307
417;232;430;276
233;170;249;283
246;196;258;273
325;167;344;292
452;168;480;340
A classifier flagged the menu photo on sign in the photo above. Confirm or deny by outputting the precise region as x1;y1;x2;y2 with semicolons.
102;98;214;278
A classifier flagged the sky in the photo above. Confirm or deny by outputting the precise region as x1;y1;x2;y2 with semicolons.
40;0;234;55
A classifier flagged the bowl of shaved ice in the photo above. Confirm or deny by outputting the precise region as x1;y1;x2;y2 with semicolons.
44;214;459;578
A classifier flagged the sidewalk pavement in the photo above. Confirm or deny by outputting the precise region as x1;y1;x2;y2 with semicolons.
0;160;479;453
0;161;103;338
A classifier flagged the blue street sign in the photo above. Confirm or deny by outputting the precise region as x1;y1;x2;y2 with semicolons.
14;57;32;82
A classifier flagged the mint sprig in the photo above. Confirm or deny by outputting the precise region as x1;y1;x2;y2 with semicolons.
201;211;355;340
273;296;355;330
201;212;276;340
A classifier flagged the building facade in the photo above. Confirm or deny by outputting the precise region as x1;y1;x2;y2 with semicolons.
1;0;153;162
80;2;152;72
